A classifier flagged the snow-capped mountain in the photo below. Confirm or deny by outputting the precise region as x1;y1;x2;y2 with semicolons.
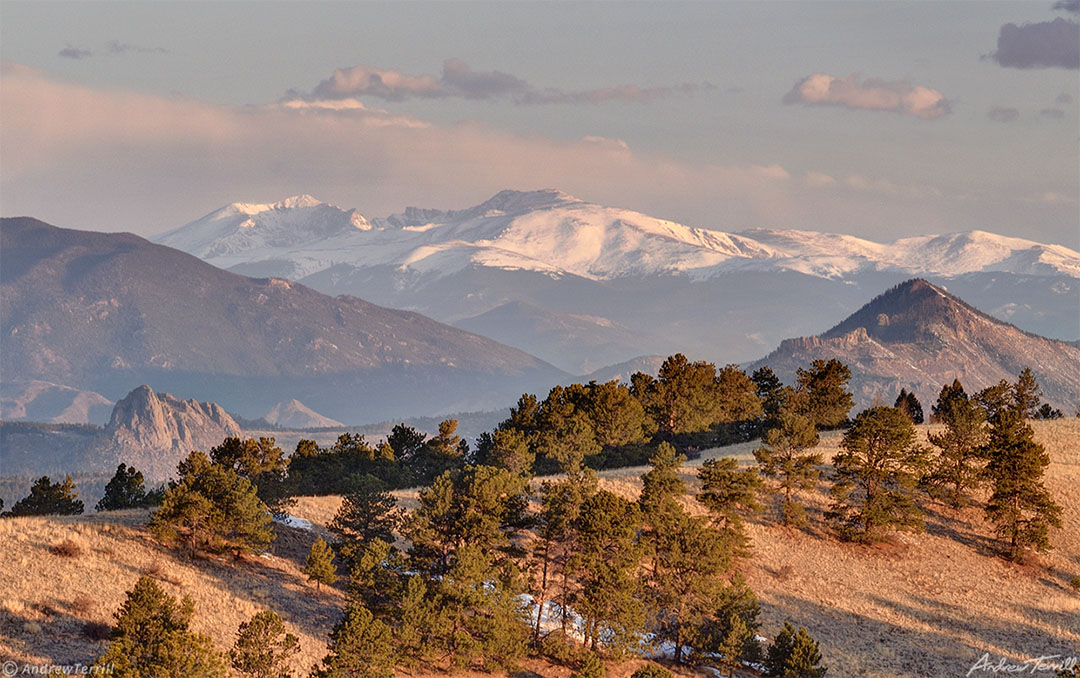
156;191;1080;371
156;190;1080;281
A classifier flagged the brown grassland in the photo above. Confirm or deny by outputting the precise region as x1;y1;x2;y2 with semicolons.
1;419;1077;677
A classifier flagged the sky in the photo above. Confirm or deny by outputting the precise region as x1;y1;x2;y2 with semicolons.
1;1;1078;247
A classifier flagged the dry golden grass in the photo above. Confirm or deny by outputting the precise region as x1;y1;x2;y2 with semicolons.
2;419;1076;677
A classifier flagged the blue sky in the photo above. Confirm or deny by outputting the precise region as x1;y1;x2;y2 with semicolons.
1;1;1077;246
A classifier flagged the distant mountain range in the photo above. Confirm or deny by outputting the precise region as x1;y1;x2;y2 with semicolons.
0;217;567;424
748;279;1080;412
155;190;1080;372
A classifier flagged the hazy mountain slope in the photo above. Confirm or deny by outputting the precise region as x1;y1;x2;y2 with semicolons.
156;191;1080;366
453;300;660;373
0;381;113;425
0;217;566;422
264;399;343;429
748;279;1080;411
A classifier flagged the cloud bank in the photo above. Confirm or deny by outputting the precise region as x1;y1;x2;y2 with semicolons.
989;17;1079;69
302;58;709;105
783;73;951;120
1;64;1072;245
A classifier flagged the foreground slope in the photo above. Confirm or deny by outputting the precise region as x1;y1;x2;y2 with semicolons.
2;419;1076;677
0;217;565;422
749;278;1080;411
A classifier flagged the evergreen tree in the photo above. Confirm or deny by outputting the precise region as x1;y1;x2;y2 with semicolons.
329;474;400;567
535;385;601;474
580;379;655;448
531;470;598;644
931;379;967;421
484;427;536;477
751;366;788;424
893;389;924;424
697;457;762;557
714;613;750;678
97;464;149;511
826;407;929;542
94;576;227;677
7;475;84;516
715;364;765;426
571;489;644;656
303;536;339;591
753;411;822;525
924;385;988;508
210;436;287;478
984;409;1063;561
766;622;827;678
793;359;854;430
631;354;723;435
1012;367;1043;418
639;445;732;664
404;465;532;670
230;610;299;678
1034;404;1064;420
689;573;761;667
975;380;1013;420
150;451;273;557
312;604;394;678
571;652;607;678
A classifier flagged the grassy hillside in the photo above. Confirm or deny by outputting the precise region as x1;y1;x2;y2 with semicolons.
2;420;1077;677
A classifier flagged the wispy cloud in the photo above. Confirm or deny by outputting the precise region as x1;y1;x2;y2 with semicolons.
987;106;1020;122
1052;0;1079;13
298;58;709;105
58;45;93;60
57;41;169;60
783;73;951;120
1040;108;1066;118
988;17;1079;69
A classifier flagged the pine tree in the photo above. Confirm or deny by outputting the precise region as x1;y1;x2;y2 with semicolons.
931;379;967;421
925;383;988;508
893;389;924;424
975;380;1013;420
484;427;536;477
752;366;788;424
826;407;929;542
97;463;149;511
312;604;394;678
303;536;338;591
94;576;227;677
329;474;400;567
150;451;273;557
7;475;84;516
580;379;655;448
571;652;607;678
1012;367;1043;418
766;622;827;677
639;447;731;664
697;457;762;557
753;410;822;525
230;610;299;678
715;613;750;678
631;354;723;435
689;573;761;666
571;489;644;656
532;470;597;644
984;409;1063;561
715;364;765;426
793;359;854;430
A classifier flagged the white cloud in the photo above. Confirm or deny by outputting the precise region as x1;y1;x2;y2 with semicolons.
783;73;951;120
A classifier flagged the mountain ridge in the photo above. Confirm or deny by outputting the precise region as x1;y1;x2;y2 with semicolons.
748;278;1080;411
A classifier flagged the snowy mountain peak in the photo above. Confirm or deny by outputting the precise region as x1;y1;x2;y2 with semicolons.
155;195;371;259
158;190;1080;282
